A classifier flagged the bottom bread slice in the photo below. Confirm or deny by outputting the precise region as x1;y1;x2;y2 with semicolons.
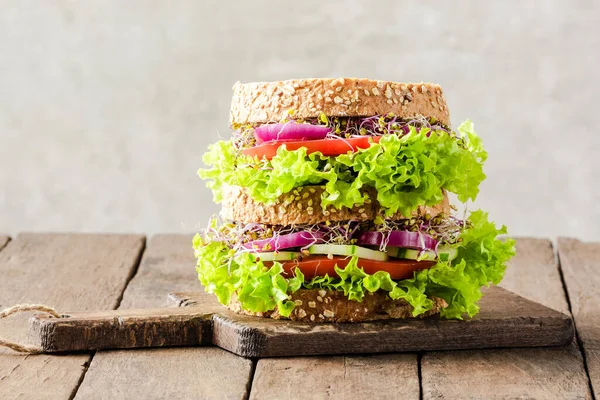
227;289;447;323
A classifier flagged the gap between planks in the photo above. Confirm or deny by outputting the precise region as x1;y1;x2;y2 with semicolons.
417;351;424;400
112;239;146;312
68;355;93;400
247;238;591;399
68;239;146;400
419;238;591;400
557;243;595;400
558;237;600;399
0;233;145;400
0;236;10;251
73;235;254;400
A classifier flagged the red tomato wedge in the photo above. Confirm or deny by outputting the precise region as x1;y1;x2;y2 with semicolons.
265;256;435;280
242;136;381;160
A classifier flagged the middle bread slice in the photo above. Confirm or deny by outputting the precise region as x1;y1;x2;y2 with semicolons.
221;185;450;225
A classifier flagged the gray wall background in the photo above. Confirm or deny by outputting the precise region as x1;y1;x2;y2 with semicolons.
1;1;599;240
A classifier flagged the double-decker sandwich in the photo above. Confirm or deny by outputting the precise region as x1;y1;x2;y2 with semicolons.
194;78;515;322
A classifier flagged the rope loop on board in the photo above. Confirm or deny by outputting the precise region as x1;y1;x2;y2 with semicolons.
0;304;62;354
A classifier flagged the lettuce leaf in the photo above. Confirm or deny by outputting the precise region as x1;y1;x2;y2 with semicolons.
193;237;303;317
194;210;515;319
199;120;487;216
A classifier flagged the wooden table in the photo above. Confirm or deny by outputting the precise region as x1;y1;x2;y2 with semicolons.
0;234;598;399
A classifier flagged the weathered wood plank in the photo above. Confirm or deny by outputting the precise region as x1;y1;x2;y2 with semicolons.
501;238;570;313
117;235;221;310
421;238;591;400
79;347;252;399
251;354;419;400
0;236;9;251
423;345;588;399
558;237;600;398
0;233;145;400
75;234;253;400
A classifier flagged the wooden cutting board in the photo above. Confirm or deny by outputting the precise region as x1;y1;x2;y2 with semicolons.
29;286;573;357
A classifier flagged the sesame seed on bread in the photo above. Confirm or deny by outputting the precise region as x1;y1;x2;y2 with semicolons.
227;288;447;322
230;78;450;127
220;184;450;225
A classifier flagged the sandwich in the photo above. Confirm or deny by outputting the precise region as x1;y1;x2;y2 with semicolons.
194;78;515;322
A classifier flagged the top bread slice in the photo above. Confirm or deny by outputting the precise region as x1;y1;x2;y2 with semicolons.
230;78;450;127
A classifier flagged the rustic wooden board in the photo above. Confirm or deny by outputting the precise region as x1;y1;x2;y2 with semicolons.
25;237;574;359
558;237;600;398
169;285;572;357
421;238;591;400
31;306;214;351
251;354;420;400
34;282;571;355
8;235;589;399
0;233;145;400
74;235;254;400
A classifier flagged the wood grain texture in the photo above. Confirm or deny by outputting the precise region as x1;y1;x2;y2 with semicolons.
421;238;591;400
31;307;214;352
0;233;145;400
75;234;253;400
117;235;220;310
170;286;572;357
558;237;600;398
251;354;420;400
79;347;251;400
423;346;589;399
500;238;570;313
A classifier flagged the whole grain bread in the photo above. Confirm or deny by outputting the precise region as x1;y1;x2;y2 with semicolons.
228;288;446;323
220;184;450;225
230;78;450;127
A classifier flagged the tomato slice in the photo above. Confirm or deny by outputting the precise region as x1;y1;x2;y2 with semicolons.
266;256;435;280
357;258;435;280
242;136;381;160
278;256;351;280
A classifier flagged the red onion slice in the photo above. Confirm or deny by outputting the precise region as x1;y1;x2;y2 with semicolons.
357;230;437;250
254;122;331;143
242;231;326;252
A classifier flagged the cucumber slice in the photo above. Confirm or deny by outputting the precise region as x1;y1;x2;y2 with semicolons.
308;244;388;261
387;246;457;261
437;246;458;261
386;246;409;259
251;251;302;262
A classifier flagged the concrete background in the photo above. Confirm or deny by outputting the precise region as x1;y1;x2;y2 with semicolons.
1;1;599;240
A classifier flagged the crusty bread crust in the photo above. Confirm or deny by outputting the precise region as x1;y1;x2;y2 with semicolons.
220;185;450;225
227;288;446;322
230;78;450;127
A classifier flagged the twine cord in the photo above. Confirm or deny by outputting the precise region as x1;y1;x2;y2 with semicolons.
0;304;62;354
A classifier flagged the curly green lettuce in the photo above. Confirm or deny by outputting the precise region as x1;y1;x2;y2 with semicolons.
194;210;515;319
193;238;303;318
199;120;487;216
